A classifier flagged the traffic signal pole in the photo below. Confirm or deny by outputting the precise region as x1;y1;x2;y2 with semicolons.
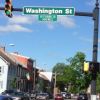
76;1;99;99
91;1;99;100
75;1;99;99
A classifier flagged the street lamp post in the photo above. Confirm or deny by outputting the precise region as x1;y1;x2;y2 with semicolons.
33;60;36;91
53;72;63;96
53;72;57;98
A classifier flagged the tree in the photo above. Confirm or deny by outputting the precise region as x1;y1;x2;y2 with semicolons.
96;73;100;92
52;52;91;93
67;52;91;92
52;63;66;73
52;63;67;91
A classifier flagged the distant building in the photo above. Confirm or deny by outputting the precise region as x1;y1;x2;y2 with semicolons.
0;47;36;94
11;52;36;92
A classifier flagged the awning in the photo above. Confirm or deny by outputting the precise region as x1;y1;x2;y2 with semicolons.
39;72;52;82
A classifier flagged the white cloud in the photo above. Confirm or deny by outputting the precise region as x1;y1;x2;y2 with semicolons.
0;15;76;33
0;15;35;33
8;15;36;24
0;24;32;33
58;16;76;28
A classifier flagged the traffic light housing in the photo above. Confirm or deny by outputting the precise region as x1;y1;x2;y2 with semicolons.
83;61;100;73
83;62;89;72
89;62;99;72
5;0;12;17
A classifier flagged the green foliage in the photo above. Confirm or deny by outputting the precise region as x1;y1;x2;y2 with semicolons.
52;63;66;73
52;52;92;93
70;52;85;71
96;73;100;92
52;63;67;91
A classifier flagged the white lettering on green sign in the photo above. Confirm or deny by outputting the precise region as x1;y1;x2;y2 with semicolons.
23;7;75;15
25;8;63;14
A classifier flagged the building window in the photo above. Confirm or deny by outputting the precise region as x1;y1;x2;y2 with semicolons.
0;66;4;74
0;81;3;89
0;67;1;73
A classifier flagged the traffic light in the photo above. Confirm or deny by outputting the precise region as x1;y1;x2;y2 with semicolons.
5;0;12;17
83;61;100;73
83;62;89;72
89;62;99;72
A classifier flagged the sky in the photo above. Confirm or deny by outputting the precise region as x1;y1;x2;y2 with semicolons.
0;0;100;71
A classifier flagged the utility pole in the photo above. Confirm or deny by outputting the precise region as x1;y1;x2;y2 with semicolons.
33;60;36;91
54;72;56;98
91;0;99;99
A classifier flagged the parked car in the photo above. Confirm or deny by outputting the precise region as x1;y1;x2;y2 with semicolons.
77;93;88;100
65;93;71;99
55;94;64;100
1;90;16;95
27;91;36;100
61;92;66;99
2;90;29;100
36;93;49;100
61;92;71;99
0;95;13;100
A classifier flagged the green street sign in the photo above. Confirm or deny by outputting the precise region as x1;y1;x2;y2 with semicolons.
38;14;57;21
23;7;75;15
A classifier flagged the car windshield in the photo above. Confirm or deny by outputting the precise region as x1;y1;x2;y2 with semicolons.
14;92;24;96
4;90;15;94
66;93;70;95
79;93;87;96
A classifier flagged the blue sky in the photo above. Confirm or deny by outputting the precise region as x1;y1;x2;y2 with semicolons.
0;0;100;71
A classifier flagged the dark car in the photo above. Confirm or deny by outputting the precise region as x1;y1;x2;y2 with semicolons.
61;92;66;99
0;95;13;100
36;93;49;100
77;93;88;100
61;92;71;99
65;93;71;99
29;91;36;100
55;94;64;100
2;90;16;95
2;90;29;100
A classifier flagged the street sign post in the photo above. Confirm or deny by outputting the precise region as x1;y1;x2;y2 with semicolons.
38;14;57;21
23;7;75;15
